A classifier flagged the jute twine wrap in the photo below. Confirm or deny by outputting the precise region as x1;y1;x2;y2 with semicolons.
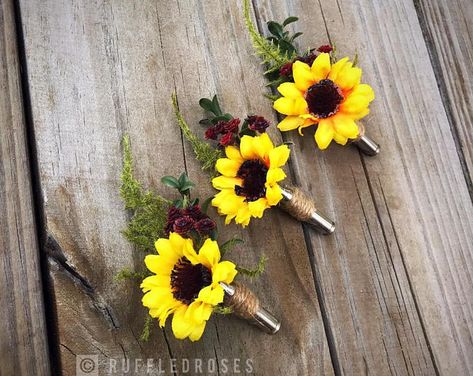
279;186;316;222
224;282;260;320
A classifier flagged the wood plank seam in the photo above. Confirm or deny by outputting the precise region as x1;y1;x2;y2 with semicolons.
11;0;59;373
247;2;342;375
412;0;473;203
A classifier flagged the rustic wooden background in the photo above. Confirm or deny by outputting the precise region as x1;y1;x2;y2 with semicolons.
1;0;472;375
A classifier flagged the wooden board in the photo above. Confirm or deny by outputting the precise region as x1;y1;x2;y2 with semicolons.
0;0;50;374
252;0;473;374
18;1;333;375
414;0;473;195
13;0;473;374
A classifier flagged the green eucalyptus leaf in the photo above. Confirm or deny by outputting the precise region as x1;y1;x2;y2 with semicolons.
199;98;214;113
290;32;303;41
161;176;180;189
179;181;195;193
267;21;283;37
201;196;213;214
211;95;223;116
282;16;299;26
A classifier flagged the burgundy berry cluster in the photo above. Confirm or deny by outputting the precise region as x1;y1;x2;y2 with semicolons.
165;204;216;238
199;95;271;147
161;173;217;241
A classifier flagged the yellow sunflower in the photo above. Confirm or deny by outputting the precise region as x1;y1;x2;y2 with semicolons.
273;52;375;150
141;232;237;341
211;133;290;227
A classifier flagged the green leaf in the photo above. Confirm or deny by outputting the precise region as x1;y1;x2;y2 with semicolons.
220;237;244;256
199;98;214;113
179;181;195;193
201;196;213;214
114;268;149;281
161;176;180;189
212;95;223;116
290;32;303;41
283;16;299;26
267;21;283;37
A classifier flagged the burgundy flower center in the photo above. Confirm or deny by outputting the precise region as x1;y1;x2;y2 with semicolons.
171;257;212;305
234;159;268;202
306;79;344;118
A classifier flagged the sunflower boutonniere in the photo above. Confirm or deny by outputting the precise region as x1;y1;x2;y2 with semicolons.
117;136;279;342
172;94;335;233
242;0;380;155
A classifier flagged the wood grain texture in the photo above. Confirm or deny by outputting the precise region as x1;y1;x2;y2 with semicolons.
0;0;50;375
19;1;333;375
251;0;473;374
414;0;473;194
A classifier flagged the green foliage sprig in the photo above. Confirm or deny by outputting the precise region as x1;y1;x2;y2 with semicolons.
266;17;302;57
243;0;294;76
172;94;223;176
121;135;171;252
237;255;268;278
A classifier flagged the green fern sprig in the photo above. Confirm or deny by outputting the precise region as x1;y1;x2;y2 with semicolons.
243;0;293;74
120;135;171;251
237;254;267;278
171;94;223;177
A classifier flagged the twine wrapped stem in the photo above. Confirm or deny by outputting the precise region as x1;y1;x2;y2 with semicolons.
220;282;280;334
278;185;335;234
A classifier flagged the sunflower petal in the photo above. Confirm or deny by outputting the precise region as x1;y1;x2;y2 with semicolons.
235;204;251;227
336;66;362;91
311;53;331;81
225;145;244;163
248;198;269;218
215;158;240;177
141;275;170;292
333;114;359;139
198;285;225;306
273;97;298;116
328;57;349;82
277;82;304;98
188;321;206;342
198;238;221;269
267;167;286;184
252;133;274;161
183;241;200;265
239;135;258;159
144;255;174;275
171;306;194;340
333;132;348;145
315;119;335;150
265;184;283;205
212;176;242;190
212;261;238;284
277;115;304;131
269;145;290;168
185;301;213;323
293;61;315;91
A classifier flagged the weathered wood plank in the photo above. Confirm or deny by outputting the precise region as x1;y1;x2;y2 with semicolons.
0;0;50;374
19;1;334;375
414;0;473;196
251;0;473;374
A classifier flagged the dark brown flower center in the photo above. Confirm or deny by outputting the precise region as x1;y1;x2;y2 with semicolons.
306;79;344;118
235;159;268;202
171;257;212;305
